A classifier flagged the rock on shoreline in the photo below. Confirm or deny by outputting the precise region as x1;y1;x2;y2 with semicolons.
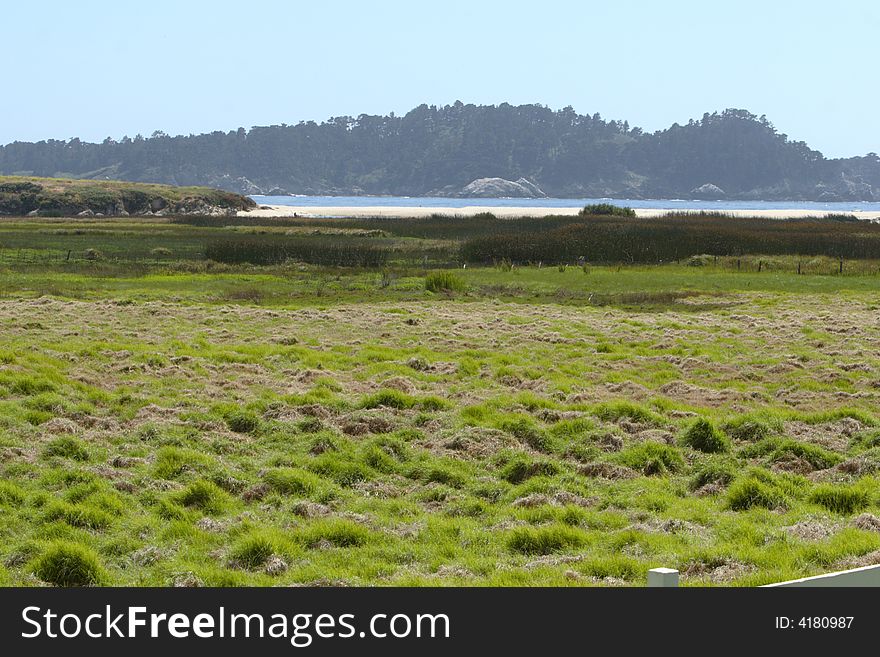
455;177;546;198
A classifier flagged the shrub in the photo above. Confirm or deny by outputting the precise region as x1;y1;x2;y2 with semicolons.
809;485;869;515
615;443;684;475
579;204;636;217
507;525;586;555
681;418;730;453
225;409;260;434
43;436;90;462
425;270;465;293
31;541;108;587
726;478;785;511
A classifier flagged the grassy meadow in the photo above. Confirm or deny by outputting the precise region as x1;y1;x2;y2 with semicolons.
1;211;880;587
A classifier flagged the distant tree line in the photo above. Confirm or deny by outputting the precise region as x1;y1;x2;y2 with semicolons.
1;103;879;200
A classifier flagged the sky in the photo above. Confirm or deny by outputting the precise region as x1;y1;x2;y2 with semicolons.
5;0;879;158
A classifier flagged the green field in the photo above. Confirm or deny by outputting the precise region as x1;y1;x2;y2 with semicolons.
1;215;880;587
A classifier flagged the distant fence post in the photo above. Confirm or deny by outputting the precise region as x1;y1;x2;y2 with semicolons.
648;568;679;588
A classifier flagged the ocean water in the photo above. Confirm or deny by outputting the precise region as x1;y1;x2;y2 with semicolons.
251;195;880;213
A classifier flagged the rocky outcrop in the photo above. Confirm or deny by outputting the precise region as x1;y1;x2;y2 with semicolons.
690;183;726;199
457;177;546;198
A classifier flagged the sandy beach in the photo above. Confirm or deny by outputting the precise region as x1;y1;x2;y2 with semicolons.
240;205;880;221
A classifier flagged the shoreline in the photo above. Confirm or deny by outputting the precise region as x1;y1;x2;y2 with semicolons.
240;205;880;221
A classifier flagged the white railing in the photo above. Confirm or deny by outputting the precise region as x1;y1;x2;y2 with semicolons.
647;564;880;587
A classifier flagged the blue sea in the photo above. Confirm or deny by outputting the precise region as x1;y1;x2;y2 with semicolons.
251;195;880;213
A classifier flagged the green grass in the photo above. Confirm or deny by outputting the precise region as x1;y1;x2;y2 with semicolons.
0;215;879;586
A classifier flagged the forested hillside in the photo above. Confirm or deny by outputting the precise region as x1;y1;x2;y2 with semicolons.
2;103;878;200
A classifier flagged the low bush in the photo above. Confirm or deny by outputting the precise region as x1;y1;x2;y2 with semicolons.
579;204;636;217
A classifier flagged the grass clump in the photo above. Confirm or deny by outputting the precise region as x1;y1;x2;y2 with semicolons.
497;416;554;452
689;459;737;491
425;270;465;293
307;453;372;487
723;416;776;441
360;389;416;410
299;519;371;548
225;409;260;434
172;480;231;515
153;446;209;479
43;436;90;461
0;481;27;506
498;454;559;484
615;443;684;475
229;532;278;569
741;438;842;470
681;418;730;453
809;485;870;515
31;541;108;586
507;525;586;555
44;501;113;529
726;477;786;511
264;468;323;496
593;401;662;426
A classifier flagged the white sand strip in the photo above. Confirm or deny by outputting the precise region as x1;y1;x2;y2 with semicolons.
239;205;880;221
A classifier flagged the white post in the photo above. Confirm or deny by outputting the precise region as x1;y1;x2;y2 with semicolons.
648;568;679;588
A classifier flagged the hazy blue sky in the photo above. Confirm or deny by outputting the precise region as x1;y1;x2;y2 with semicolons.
6;0;878;157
